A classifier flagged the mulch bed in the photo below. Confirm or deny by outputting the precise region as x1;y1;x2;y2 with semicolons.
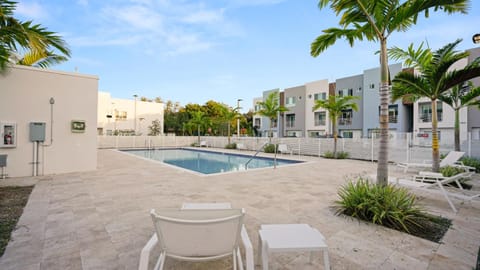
0;186;33;256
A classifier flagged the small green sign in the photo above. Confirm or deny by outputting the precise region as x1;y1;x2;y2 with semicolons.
71;120;86;133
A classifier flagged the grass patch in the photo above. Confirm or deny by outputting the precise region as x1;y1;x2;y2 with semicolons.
335;178;451;243
324;151;349;159
0;186;33;256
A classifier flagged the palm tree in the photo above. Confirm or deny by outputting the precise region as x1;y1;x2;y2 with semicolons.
0;1;70;71
439;82;480;151
313;95;359;158
222;106;240;144
311;0;470;186
187;111;209;145
257;92;288;142
389;39;480;172
11;49;68;68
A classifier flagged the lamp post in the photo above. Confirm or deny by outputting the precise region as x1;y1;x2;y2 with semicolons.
133;94;138;135
473;33;480;44
237;99;242;137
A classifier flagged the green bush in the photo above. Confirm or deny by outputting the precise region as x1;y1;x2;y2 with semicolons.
225;143;237;149
460;156;480;173
335;177;429;233
440;166;464;177
323;151;349;159
263;143;278;153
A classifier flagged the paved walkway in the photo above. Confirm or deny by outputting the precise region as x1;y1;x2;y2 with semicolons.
0;149;479;270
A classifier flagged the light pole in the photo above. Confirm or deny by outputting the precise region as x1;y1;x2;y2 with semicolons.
133;94;138;135
237;99;242;137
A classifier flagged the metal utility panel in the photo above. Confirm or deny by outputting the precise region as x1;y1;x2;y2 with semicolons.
29;122;46;142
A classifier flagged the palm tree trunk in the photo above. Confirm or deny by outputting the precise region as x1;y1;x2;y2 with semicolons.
227;123;231;144
269;119;273;143
431;100;440;172
332;118;337;158
376;38;389;186
197;125;201;145
454;108;460;151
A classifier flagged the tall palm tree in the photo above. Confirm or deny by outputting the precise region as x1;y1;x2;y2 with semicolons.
389;39;480;172
313;95;359;158
187;111;209;145
222;106;240;144
11;49;68;68
0;1;70;71
257;92;288;142
311;0;470;185
439;82;480;151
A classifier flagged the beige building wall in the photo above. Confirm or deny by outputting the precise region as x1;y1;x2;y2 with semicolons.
305;79;330;137
97;92;164;136
0;65;99;177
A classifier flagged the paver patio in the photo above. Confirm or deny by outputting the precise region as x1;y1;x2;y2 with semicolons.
0;149;479;269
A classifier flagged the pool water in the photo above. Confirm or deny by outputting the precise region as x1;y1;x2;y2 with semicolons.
124;148;301;174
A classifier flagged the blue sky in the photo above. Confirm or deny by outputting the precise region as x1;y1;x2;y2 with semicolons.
14;0;480;112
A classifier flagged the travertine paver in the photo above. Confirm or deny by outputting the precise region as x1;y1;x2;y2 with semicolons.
0;148;479;270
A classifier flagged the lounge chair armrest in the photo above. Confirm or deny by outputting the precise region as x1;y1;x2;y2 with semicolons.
240;226;254;270
138;234;158;270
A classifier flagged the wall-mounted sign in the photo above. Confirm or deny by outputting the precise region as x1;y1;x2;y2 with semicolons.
71;120;86;133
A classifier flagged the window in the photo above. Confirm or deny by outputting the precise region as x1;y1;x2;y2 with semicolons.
338;90;343;97
388;105;398;123
286;96;296;106
348;88;353;96
314;93;326;100
357;87;362;92
286;114;295;128
254;118;261;128
339;109;353;125
419;102;443;122
114;110;127;120
369;83;375;89
254;104;262;112
314;112;326;126
271;118;277;128
342;131;353;138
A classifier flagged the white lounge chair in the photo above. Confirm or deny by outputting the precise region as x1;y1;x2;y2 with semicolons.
277;144;292;155
397;151;475;173
200;141;207;147
389;171;478;213
139;207;253;270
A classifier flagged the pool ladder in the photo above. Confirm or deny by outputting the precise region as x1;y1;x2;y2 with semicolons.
244;142;271;170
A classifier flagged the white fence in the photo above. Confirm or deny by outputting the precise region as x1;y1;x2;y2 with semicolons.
97;132;480;163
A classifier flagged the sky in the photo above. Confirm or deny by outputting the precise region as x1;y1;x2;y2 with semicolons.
14;0;480;112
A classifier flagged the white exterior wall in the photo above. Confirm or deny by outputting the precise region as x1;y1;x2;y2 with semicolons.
97;92;164;136
305;79;330;137
0;65;98;177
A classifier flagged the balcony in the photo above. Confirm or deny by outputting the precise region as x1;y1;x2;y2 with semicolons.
315;120;326;126
286;121;295;128
419;113;443;123
338;118;352;125
389;115;398;123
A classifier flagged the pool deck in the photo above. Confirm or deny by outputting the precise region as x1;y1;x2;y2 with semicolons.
0;148;479;270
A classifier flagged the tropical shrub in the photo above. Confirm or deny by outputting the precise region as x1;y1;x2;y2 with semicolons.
225;143;237;149
335;177;428;233
263;144;278;153
324;151;349;159
460;157;480;173
440;166;464;177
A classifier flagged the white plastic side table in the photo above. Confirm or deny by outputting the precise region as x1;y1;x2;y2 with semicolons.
258;224;330;270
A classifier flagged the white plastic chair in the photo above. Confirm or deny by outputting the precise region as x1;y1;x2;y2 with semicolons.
139;208;252;270
277;144;292;155
200;141;207;147
236;143;247;151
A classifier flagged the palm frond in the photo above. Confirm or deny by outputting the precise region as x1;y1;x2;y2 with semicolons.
391;72;430;101
311;27;370;57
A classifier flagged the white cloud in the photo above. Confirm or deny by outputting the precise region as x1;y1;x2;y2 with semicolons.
76;0;89;7
15;1;47;20
182;9;225;24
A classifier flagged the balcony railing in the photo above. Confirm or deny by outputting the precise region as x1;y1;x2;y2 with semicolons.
286;121;295;128
314;120;326;126
389;115;398;123
419;113;443;122
338;118;352;125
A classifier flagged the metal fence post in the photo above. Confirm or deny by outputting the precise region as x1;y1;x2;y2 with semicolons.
468;132;472;157
371;135;374;162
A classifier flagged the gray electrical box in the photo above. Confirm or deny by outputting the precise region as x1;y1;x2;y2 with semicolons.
29;122;46;142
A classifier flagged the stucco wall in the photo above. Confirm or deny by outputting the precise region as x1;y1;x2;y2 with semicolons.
0;65;98;177
283;85;306;137
305;79;330;137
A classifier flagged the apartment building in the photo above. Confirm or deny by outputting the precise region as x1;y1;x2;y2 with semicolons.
467;47;480;140
283;85;306;137
97;92;164;136
253;88;282;138
362;63;412;137
305;79;332;137
335;74;364;138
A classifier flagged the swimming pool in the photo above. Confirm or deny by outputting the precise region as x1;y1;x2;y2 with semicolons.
123;148;302;174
